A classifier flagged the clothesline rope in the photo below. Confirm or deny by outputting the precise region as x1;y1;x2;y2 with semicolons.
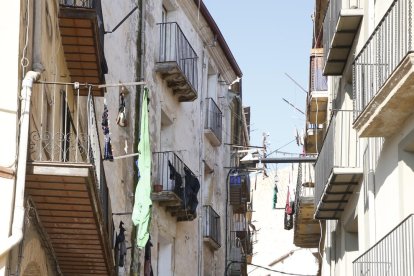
36;80;146;89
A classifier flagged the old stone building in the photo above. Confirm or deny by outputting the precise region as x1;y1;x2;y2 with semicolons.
295;0;414;275
0;0;251;275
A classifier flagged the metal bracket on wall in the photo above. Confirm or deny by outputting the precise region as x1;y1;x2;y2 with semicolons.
104;6;139;34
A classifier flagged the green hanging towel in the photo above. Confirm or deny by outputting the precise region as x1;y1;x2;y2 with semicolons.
272;184;278;209
132;88;152;248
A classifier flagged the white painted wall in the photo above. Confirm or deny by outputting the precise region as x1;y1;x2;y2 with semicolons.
0;0;21;273
99;0;140;273
321;1;414;275
249;167;318;276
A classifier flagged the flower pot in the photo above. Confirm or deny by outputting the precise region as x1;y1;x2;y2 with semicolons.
153;184;163;193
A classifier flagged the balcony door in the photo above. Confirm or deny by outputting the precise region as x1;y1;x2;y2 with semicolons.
160;6;170;62
157;235;173;276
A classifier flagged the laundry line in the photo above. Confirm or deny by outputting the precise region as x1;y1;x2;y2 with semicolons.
105;152;140;161
36;80;147;89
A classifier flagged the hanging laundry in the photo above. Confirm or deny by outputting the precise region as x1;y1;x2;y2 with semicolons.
144;237;154;276
102;102;114;161
168;160;183;197
132;88;152;248
272;184;278;209
184;166;200;216
115;221;127;267
116;91;127;127
284;188;294;230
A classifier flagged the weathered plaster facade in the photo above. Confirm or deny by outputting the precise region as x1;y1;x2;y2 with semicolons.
140;1;242;275
1;0;246;275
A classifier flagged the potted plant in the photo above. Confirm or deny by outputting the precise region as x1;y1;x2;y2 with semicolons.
153;183;163;193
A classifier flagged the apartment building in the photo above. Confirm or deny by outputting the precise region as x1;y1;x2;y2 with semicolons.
295;0;414;275
0;0;250;275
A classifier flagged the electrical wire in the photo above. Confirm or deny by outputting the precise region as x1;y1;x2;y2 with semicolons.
266;139;297;157
228;261;316;276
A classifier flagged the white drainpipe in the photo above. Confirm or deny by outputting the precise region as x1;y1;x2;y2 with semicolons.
0;71;41;257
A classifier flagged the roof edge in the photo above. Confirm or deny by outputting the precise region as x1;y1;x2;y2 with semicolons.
195;0;243;78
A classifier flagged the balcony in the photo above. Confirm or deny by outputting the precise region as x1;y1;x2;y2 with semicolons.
308;48;328;124
203;205;221;249
151;151;199;221
228;231;250;276
353;214;414;276
304;124;325;154
294;163;321;248
323;0;363;75
27;83;114;275
353;0;414;137
155;22;198;102
204;98;222;146
315;111;363;219
59;0;107;96
229;172;251;213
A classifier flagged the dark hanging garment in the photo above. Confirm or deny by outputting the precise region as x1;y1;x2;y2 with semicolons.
115;221;127;267
104;136;114;161
284;211;293;230
284;189;294;230
144;238;154;276
168;161;183;199
184;167;200;215
102;103;114;161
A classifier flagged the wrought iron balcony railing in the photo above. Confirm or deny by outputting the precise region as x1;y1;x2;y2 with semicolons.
323;0;363;75
152;151;192;192
230;231;253;257
151;151;199;221
203;205;221;248
60;0;93;8
314;110;362;219
294;162;321;248
156;22;198;101
27;82;114;274
353;214;414;276
29;83;100;164
310;50;328;93
295;163;316;208
354;0;413;124
204;98;222;146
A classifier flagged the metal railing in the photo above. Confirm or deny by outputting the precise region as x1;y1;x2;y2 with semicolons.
229;247;244;276
60;0;93;8
353;0;413;118
295;163;316;216
230;231;252;256
203;205;221;247
315;110;361;206
205;98;222;143
323;0;362;63
310;52;328;93
29;83;98;163
353;214;414;276
157;22;198;92
29;82;114;258
232;213;247;232
152;151;194;192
